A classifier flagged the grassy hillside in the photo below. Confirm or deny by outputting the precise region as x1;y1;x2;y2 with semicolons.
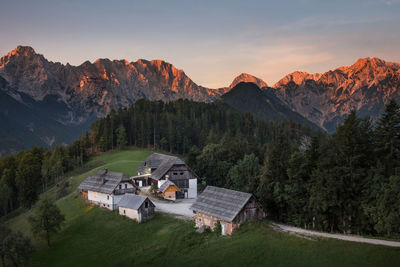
5;149;400;267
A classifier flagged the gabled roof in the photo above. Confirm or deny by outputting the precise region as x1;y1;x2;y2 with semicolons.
136;153;185;180
190;186;252;222
118;194;154;210
78;170;130;194
159;180;180;193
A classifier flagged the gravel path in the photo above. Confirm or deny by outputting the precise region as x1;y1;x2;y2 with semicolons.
272;223;400;247
138;187;195;219
152;198;195;219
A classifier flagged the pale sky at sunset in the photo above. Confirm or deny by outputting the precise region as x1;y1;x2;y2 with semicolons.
1;0;400;88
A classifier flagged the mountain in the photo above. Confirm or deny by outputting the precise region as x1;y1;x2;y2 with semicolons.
2;45;400;154
220;82;320;130
273;57;400;133
0;46;228;155
229;73;268;89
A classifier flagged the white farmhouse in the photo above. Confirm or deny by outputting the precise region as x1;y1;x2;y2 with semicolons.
78;169;137;210
133;153;198;199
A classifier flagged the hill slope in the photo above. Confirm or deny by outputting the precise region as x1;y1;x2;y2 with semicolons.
4;150;400;267
221;82;320;130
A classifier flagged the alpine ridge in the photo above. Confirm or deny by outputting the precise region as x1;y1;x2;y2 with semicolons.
272;57;400;132
1;45;400;153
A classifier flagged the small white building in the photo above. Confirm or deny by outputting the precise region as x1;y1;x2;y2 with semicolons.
118;194;155;223
78;169;137;210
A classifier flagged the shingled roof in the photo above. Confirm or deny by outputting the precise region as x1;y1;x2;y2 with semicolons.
78;170;130;194
118;194;153;210
190;186;252;222
159;180;179;193
136;153;185;180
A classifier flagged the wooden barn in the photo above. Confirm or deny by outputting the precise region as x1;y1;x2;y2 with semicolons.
118;194;155;223
190;186;265;235
133;153;198;199
158;179;180;200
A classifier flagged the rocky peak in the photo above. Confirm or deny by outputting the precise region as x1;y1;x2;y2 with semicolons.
8;45;36;57
273;71;322;88
229;73;267;89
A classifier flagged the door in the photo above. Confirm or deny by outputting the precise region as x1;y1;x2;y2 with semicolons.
221;223;227;235
138;180;143;187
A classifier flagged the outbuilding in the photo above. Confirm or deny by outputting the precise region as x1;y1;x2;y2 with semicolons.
159;179;180;200
190;186;265;235
118;194;155;223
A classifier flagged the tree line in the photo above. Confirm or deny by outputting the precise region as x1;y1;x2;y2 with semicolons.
189;100;400;237
0;136;90;216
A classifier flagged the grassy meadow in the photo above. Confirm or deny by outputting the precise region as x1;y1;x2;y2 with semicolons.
4;149;400;267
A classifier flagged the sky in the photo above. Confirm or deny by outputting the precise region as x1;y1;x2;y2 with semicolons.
1;0;400;88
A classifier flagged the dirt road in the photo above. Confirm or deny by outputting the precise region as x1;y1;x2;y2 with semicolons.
272;223;400;247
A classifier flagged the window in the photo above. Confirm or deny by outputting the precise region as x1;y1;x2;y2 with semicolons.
180;172;184;175
173;172;178;175
124;210;126;214
119;184;122;189
94;192;97;198
125;184;128;189
103;204;105;207
145;201;148;208
107;204;109;207
107;195;109;200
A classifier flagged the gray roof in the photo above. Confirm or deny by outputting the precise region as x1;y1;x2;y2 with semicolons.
136;153;185;180
190;186;252;222
159;180;179;193
78;170;130;194
118;194;154;210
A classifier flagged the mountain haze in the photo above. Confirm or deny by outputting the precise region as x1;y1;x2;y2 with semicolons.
221;82;319;130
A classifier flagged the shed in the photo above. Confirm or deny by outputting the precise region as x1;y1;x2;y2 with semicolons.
159;180;180;200
118;194;155;223
190;186;265;235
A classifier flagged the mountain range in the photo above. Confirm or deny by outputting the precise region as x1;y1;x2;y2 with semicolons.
1;45;400;155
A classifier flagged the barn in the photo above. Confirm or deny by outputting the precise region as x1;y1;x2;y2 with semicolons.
190;186;265;235
118;194;155;223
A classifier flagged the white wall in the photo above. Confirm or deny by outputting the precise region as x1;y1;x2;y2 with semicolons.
188;178;197;198
88;191;115;210
119;207;141;222
158;179;165;189
116;182;134;190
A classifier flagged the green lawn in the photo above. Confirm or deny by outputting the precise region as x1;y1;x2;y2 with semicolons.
5;149;400;267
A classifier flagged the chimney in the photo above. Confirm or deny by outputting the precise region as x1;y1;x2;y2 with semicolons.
165;175;169;182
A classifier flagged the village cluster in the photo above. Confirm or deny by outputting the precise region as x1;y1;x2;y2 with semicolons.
78;153;265;235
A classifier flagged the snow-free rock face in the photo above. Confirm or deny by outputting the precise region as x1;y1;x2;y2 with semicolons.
229;73;268;89
0;46;228;124
273;57;400;133
0;46;230;154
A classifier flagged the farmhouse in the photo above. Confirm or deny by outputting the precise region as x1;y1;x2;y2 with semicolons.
158;179;180;200
78;169;137;210
134;153;198;199
190;186;265;235
118;194;155;223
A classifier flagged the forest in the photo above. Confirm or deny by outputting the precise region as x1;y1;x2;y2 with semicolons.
0;98;399;237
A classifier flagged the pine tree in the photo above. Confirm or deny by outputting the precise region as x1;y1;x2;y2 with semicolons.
116;124;128;149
